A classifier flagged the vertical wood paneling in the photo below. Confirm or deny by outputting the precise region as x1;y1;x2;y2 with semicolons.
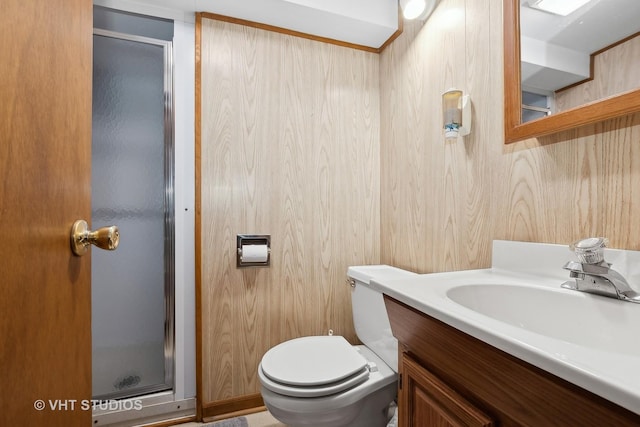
198;0;640;412
463;0;500;267
199;18;380;404
381;0;640;280
556;36;640;112
381;0;493;273
437;0;467;272
599;114;640;248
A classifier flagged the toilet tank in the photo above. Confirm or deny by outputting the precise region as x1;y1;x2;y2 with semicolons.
347;265;416;372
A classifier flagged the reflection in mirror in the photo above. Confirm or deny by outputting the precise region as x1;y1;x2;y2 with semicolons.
504;0;640;143
520;0;640;122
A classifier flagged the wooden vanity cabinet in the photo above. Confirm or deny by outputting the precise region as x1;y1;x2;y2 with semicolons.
400;351;494;427
385;296;640;427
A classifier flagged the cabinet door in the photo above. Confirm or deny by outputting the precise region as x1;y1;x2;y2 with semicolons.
400;353;494;427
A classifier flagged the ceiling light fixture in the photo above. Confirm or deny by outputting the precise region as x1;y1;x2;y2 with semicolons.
527;0;591;16
399;0;437;21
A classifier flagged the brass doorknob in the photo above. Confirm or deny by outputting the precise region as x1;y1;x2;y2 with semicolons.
70;220;119;256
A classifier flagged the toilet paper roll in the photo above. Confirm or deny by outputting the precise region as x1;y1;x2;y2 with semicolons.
241;244;269;263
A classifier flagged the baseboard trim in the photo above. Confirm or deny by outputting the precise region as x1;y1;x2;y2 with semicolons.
201;394;265;421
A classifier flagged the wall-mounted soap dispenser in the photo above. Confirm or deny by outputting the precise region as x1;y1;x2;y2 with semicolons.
442;88;471;141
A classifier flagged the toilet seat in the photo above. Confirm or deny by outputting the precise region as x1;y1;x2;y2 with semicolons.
259;336;371;398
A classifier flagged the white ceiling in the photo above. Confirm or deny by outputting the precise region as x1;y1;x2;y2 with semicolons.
98;0;640;93
96;0;399;49
520;0;640;93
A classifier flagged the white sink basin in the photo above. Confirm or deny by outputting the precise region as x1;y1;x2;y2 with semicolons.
446;284;640;356
368;240;640;416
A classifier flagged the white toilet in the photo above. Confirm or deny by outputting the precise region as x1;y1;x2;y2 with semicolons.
258;265;416;427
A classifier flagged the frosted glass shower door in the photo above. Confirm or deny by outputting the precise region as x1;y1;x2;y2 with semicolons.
92;30;174;400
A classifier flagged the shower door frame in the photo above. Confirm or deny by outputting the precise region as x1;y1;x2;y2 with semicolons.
92;28;175;401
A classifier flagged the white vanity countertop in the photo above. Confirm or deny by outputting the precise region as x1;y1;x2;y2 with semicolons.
371;240;640;415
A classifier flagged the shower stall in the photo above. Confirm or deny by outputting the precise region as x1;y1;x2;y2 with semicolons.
91;7;175;401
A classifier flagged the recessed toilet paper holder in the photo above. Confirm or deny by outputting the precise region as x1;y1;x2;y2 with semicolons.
237;234;271;268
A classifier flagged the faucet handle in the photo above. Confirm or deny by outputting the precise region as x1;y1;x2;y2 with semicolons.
569;237;608;264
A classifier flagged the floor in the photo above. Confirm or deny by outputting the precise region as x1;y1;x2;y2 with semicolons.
178;410;286;427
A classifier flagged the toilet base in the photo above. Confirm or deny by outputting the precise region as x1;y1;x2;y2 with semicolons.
263;380;397;427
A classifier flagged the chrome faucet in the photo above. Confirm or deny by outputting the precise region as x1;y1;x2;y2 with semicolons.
562;237;640;303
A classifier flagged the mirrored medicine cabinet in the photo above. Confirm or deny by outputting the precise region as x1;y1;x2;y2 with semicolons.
504;0;640;143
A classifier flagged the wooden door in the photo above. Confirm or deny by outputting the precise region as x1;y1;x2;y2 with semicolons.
0;0;93;425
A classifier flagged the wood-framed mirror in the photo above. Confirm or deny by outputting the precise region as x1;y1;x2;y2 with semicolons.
504;0;640;144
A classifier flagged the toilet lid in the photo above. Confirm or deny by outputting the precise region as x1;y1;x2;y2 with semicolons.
261;336;368;387
258;362;370;397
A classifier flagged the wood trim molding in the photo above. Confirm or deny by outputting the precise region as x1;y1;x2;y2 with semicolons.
379;7;404;53
199;11;402;54
201;394;265;421
194;11;204;421
503;0;522;142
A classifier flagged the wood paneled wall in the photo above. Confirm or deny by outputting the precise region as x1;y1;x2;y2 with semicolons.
198;0;640;413
380;0;640;275
557;35;640;112
380;0;501;272
198;16;380;406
